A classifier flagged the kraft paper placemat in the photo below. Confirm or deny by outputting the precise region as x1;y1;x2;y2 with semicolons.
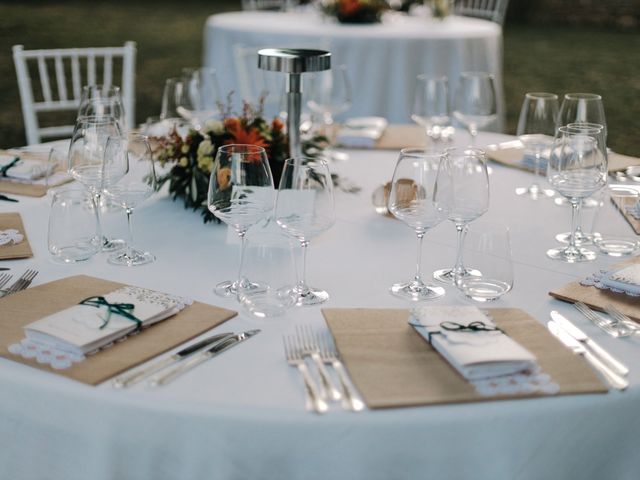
322;308;606;409
612;195;640;235
0;150;71;197
549;256;640;322
0;212;33;260
487;146;639;174
0;275;238;385
374;124;425;150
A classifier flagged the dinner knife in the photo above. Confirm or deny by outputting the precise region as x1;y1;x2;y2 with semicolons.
149;329;261;387
547;320;628;391
550;310;629;377
112;332;234;388
0;194;19;202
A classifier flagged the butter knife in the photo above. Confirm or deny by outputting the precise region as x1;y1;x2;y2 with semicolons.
149;329;260;387
112;332;234;388
548;320;628;390
550;311;629;377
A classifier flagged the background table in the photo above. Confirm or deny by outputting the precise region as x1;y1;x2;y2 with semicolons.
203;10;505;129
1;133;639;479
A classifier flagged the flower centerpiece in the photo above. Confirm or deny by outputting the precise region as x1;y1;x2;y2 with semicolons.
150;98;329;223
320;0;389;24
430;0;452;19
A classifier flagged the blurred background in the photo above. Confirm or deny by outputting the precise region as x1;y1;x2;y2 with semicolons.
0;0;638;155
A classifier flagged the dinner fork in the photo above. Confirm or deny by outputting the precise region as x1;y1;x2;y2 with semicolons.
319;335;365;412
0;269;38;298
0;273;12;289
603;304;640;336
283;335;328;414
296;325;341;402
573;301;632;338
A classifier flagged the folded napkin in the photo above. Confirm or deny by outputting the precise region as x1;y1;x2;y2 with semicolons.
0;153;55;181
23;285;186;357
601;264;640;296
409;306;537;380
336;117;388;148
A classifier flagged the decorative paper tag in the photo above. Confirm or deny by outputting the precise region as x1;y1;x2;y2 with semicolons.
0;229;24;246
581;266;640;297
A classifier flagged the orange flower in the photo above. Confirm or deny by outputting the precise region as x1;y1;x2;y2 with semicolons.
339;0;362;16
271;118;284;133
217;167;231;190
224;118;269;163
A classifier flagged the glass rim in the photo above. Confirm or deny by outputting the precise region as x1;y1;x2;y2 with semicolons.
459;71;494;80
283;156;328;167
563;92;602;101
443;146;487;158
398;148;446;159
559;124;603;135
525;92;558;100
218;144;267;154
81;84;121;93
417;73;447;82
74;114;119;124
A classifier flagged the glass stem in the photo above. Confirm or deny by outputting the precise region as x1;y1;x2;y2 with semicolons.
568;199;580;251
574;199;584;238
414;232;425;284
531;151;541;190
453;223;467;276
237;231;247;288
125;207;134;259
469;125;478;145
297;240;310;295
92;190;105;245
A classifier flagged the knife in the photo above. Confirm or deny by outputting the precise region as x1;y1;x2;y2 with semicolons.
112;332;234;388
548;320;628;390
149;329;261;387
0;194;19;203
550;310;629;377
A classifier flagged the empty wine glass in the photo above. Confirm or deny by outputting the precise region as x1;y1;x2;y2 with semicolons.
452;72;497;144
387;149;450;301
275;157;335;306
411;74;450;144
177;67;221;130
515;92;558;199
78;85;126;131
433;147;490;284
547;125;607;262
307;64;352;161
102;133;158;266
208;144;275;296
67;115;125;252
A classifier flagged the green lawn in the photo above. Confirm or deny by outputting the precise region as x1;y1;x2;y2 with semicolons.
1;1;638;156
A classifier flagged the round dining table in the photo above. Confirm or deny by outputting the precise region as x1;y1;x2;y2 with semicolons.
203;9;505;129
1;132;639;480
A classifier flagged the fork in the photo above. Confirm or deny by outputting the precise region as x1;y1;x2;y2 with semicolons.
296;325;341;402
0;273;12;289
319;335;365;412
603;304;640;336
0;269;38;298
574;301;632;338
283;335;328;414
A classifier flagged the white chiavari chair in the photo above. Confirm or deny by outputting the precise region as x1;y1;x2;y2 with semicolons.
454;0;509;25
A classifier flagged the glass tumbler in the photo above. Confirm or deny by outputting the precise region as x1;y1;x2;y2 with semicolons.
48;188;100;263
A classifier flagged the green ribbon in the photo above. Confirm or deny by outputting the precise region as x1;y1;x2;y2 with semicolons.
0;157;20;177
79;296;141;330
427;320;503;343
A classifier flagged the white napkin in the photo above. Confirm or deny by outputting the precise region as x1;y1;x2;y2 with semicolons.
23;286;186;356
602;264;640;296
0;154;55;181
409;306;537;381
336;117;388;149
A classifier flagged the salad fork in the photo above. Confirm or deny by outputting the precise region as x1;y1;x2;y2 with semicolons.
319;335;365;412
574;301;632;338
603;304;640;336
0;269;38;298
283;335;328;414
0;273;12;289
296;325;341;402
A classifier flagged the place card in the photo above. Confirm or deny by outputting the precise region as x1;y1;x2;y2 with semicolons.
0;213;32;260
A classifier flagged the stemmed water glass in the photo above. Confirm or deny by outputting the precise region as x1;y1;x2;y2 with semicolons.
67;115;124;252
433;147;490;284
411;74;450;144
78;85;127;131
546;125;608;262
274;157;335;306
102;133;158;266
207;144;275;296
177;67;221;130
514;92;559;199
452;72;497;144
387;149;450;301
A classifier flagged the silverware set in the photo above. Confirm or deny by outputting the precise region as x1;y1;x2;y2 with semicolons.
573;301;639;338
0;269;38;298
283;326;364;414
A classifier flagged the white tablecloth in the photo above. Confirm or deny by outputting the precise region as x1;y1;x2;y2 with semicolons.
203;10;505;129
1;133;640;480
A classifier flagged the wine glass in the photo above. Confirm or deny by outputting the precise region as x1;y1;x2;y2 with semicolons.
452;71;497;144
274;157;335;306
102;133;158;266
207;144;275;296
387;149;450;301
411;74;450;144
306;64;352;161
433;147;490;284
177;67;221;130
78;85;126;131
67;115;125;252
554;93;607;244
546;125;608;262
514;92;558;199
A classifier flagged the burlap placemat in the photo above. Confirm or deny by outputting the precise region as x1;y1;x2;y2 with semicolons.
322;308;606;409
0;275;237;385
0;150;71;197
374;124;425;150
0;212;33;260
549;256;640;322
612;195;640;235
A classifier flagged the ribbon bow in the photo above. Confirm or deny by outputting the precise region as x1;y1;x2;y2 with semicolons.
440;320;503;334
79;296;141;330
0;157;20;177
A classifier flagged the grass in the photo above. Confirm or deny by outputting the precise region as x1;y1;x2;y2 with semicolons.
0;1;638;156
